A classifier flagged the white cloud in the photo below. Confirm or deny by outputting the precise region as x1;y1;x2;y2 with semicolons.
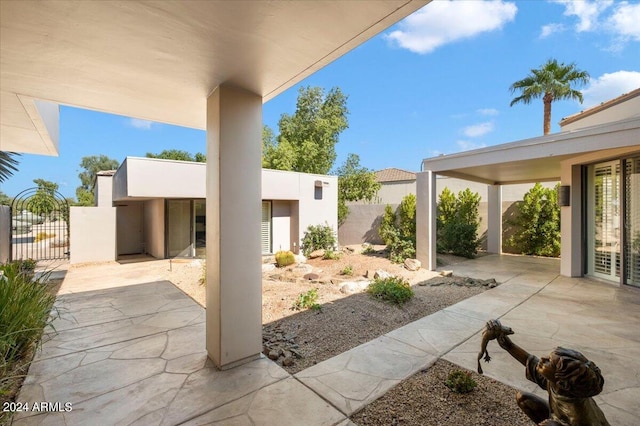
385;0;517;54
477;108;499;116
552;0;613;32
128;118;154;130
456;140;487;152
539;23;565;38
463;121;494;138
607;2;640;41
582;71;640;107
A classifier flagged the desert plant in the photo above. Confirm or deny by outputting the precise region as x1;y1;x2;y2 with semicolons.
361;244;375;255
275;250;296;267
341;265;354;276
301;223;337;256
508;183;560;257
445;369;477;394
398;193;416;244
367;276;414;305
379;204;398;246
323;249;341;260
292;288;321;311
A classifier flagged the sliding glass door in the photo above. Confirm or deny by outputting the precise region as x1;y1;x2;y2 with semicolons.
624;156;640;287
167;199;193;257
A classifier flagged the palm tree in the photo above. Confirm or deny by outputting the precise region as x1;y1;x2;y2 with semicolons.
0;151;20;183
510;59;590;135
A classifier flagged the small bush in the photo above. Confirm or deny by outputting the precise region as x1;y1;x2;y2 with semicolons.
341;265;354;276
379;204;398;246
34;232;56;243
301;223;337;256
275;250;296;267
292;289;321;311
367;276;414;305
361;244;375;255
445;369;477;394
323;250;341;260
437;187;481;258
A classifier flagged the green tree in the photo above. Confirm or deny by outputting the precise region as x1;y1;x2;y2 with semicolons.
146;149;205;162
76;155;120;206
437;188;481;258
263;86;348;174
509;183;560;257
30;179;58;216
335;153;380;225
0;191;12;206
510;58;589;135
0;151;20;183
398;193;416;244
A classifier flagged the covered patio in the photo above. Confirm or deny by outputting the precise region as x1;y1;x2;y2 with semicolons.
13;254;640;424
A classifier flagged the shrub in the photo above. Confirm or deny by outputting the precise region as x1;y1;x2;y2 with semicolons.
275;250;296;267
301;223;337;256
323;250;341;260
379;204;398;246
341;265;354;276
437;187;481;258
367;276;414;305
398;193;416;244
0;262;56;366
388;235;416;264
445;369;477;394
292;289;321;311
508;183;560;257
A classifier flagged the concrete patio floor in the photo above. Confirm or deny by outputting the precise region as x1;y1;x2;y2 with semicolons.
13;255;640;425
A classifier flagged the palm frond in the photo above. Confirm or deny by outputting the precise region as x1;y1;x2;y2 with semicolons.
0;152;21;183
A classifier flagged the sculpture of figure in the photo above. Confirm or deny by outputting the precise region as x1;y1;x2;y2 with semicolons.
481;320;610;426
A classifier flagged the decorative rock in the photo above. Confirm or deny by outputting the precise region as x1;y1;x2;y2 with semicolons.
282;356;295;367
441;270;453;277
404;258;421;271
373;269;392;279
291;263;314;275
303;273;319;281
262;255;276;264
294;254;307;264
339;280;371;294
268;350;279;361
262;263;276;273
308;249;325;259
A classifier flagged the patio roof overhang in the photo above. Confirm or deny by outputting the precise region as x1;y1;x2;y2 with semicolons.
1;0;429;156
421;116;640;185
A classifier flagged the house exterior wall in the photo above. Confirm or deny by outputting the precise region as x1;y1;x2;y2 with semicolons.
95;175;113;207
375;181;415;204
70;206;116;264
271;200;291;252
144;199;164;258
561;95;640;132
113;157;206;201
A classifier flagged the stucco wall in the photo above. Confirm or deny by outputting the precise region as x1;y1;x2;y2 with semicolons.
70;206;116;264
144;199;164;258
95;175;113;207
0;205;10;263
561;95;640;132
376;181;415;204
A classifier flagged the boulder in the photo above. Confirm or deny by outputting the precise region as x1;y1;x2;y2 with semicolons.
294;254;307;264
308;249;325;259
303;273;320;281
374;269;392;279
339;280;371;294
404;258;421;271
262;263;276;273
440;270;453;277
291;263;314;276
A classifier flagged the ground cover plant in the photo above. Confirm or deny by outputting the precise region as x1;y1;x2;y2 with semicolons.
367;276;414;305
0;260;58;424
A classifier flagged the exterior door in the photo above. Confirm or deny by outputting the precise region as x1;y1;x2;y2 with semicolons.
117;202;143;255
589;161;621;281
167;200;193;257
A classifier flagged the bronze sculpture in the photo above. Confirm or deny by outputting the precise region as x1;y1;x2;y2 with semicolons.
479;319;610;426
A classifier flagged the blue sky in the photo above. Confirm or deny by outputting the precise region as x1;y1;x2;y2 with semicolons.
2;0;639;199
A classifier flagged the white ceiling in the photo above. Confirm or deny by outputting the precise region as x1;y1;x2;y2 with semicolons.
1;0;428;155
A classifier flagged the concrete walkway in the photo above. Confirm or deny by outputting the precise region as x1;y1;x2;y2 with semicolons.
14;255;640;425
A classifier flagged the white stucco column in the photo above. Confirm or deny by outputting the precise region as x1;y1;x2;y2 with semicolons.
206;85;262;369
560;163;583;277
487;184;502;254
416;171;437;270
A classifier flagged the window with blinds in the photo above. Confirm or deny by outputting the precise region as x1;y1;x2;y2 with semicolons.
261;201;272;255
593;162;620;278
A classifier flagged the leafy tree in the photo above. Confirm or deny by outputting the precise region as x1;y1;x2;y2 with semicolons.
76;155;120;206
510;58;589;135
146;149;205;162
335;153;380;224
378;195;417;263
509;183;560;257
263;86;348;174
30;179;58;215
0;191;12;206
398;193;416;244
0;151;20;183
